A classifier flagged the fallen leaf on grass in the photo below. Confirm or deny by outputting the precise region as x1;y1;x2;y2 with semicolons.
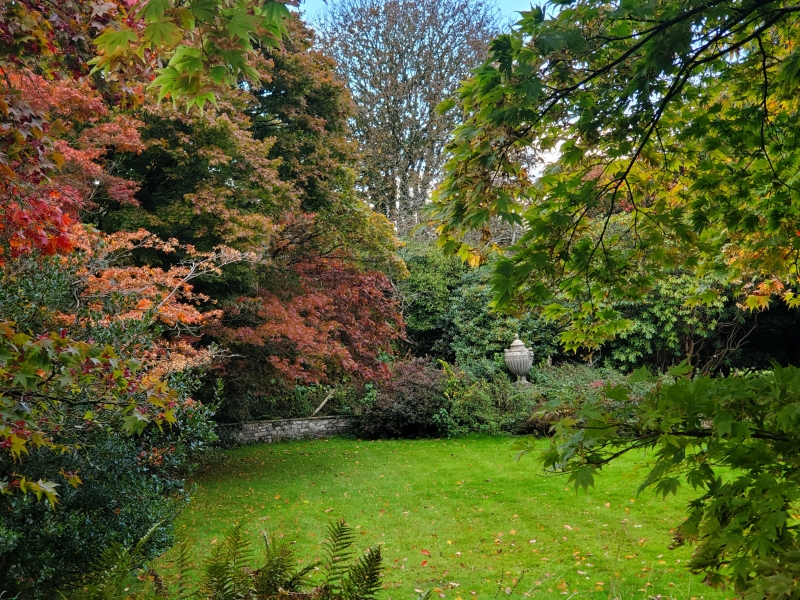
421;560;428;567
421;549;431;556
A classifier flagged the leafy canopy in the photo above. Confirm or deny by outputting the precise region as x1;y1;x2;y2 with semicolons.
427;0;800;350
429;0;800;595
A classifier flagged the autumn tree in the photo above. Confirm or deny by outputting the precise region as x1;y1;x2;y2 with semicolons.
98;14;404;418
0;0;296;264
429;0;800;595
317;0;499;234
0;0;298;592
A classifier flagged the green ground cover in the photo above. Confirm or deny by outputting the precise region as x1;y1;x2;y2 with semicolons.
166;436;730;600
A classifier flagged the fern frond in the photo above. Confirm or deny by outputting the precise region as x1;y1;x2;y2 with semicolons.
321;519;355;592
342;546;382;600
131;521;164;562
283;562;317;592
255;532;317;595
201;523;255;600
174;537;196;599
86;542;131;598
81;519;166;599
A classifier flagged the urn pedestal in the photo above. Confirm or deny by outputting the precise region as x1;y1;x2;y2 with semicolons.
504;335;534;383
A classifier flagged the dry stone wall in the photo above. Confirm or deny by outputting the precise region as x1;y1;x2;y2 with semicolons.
226;416;355;444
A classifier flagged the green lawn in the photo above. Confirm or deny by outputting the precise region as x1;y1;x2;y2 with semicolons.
166;436;731;600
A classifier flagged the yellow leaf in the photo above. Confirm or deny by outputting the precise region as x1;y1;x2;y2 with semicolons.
9;434;28;459
744;295;770;311
31;432;48;448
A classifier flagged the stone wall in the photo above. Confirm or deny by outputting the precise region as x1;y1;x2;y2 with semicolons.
223;416;355;444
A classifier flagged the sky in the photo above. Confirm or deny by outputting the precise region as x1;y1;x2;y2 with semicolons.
294;0;536;24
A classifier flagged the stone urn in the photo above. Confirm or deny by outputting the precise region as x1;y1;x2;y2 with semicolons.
504;335;534;383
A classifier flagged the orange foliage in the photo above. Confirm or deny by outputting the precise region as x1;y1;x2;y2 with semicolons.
217;257;401;384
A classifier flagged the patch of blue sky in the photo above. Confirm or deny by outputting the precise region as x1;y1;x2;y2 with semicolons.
293;0;538;26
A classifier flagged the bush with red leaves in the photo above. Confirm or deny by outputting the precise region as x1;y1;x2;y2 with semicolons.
358;358;448;439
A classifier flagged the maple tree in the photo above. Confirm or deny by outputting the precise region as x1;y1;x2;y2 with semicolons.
0;0;288;501
429;0;800;595
216;257;400;409
0;0;296;265
0;223;245;497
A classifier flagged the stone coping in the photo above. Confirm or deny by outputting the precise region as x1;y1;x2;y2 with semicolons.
216;415;356;427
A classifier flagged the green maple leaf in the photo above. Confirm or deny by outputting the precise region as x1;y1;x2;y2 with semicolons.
169;46;204;74
57;371;77;387
261;1;290;27
209;64;229;84
225;9;261;40
568;465;596;492
190;0;218;23
0;346;12;365
93;27;138;56
144;16;182;48
12;364;36;389
140;0;173;23
122;414;149;435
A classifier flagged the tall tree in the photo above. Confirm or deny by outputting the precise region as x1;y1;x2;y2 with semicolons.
428;0;800;595
102;15;404;414
318;0;499;234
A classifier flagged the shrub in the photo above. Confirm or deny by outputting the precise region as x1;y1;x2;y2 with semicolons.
360;359;549;439
434;266;563;377
440;364;542;436
0;400;217;598
525;363;657;435
395;240;466;357
358;358;447;438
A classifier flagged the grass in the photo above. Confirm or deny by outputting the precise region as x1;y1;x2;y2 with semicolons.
164;436;731;600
